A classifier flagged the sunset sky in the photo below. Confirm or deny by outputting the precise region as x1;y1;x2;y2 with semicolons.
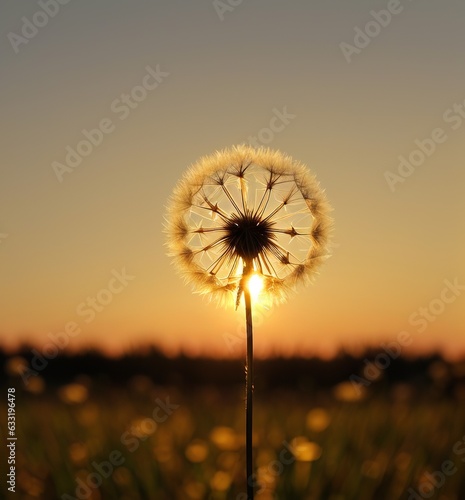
1;0;464;359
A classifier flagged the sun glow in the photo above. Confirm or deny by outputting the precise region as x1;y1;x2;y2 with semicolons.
247;273;264;302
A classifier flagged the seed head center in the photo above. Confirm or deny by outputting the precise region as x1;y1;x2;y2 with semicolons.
226;213;274;261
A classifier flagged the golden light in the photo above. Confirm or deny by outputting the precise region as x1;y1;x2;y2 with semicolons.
166;146;332;497
291;437;322;462
306;408;331;432
58;383;88;404
185;439;209;463
247;273;264;302
209;426;240;451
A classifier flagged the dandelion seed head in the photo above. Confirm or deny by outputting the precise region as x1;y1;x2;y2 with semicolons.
165;145;332;306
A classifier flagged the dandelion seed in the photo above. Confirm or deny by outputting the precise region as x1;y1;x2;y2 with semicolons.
165;145;332;498
165;145;332;307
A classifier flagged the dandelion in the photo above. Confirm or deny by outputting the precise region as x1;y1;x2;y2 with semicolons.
166;145;331;307
165;145;332;498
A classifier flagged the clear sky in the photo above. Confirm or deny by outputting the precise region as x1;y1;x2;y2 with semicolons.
1;0;464;359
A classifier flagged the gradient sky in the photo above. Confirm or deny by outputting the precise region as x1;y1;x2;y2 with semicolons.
1;0;464;358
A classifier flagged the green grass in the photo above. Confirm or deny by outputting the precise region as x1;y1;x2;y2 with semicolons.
2;379;465;499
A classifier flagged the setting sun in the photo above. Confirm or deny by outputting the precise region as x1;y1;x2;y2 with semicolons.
3;1;465;498
247;273;264;302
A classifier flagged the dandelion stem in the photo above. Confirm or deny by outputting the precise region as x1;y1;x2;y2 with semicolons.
243;263;254;499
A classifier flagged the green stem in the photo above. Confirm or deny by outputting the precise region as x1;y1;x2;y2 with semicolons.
244;276;254;499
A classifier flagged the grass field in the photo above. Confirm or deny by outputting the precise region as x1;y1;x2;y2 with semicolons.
2;369;465;500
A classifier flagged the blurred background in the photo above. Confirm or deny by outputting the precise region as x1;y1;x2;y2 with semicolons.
1;0;464;498
2;349;465;499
